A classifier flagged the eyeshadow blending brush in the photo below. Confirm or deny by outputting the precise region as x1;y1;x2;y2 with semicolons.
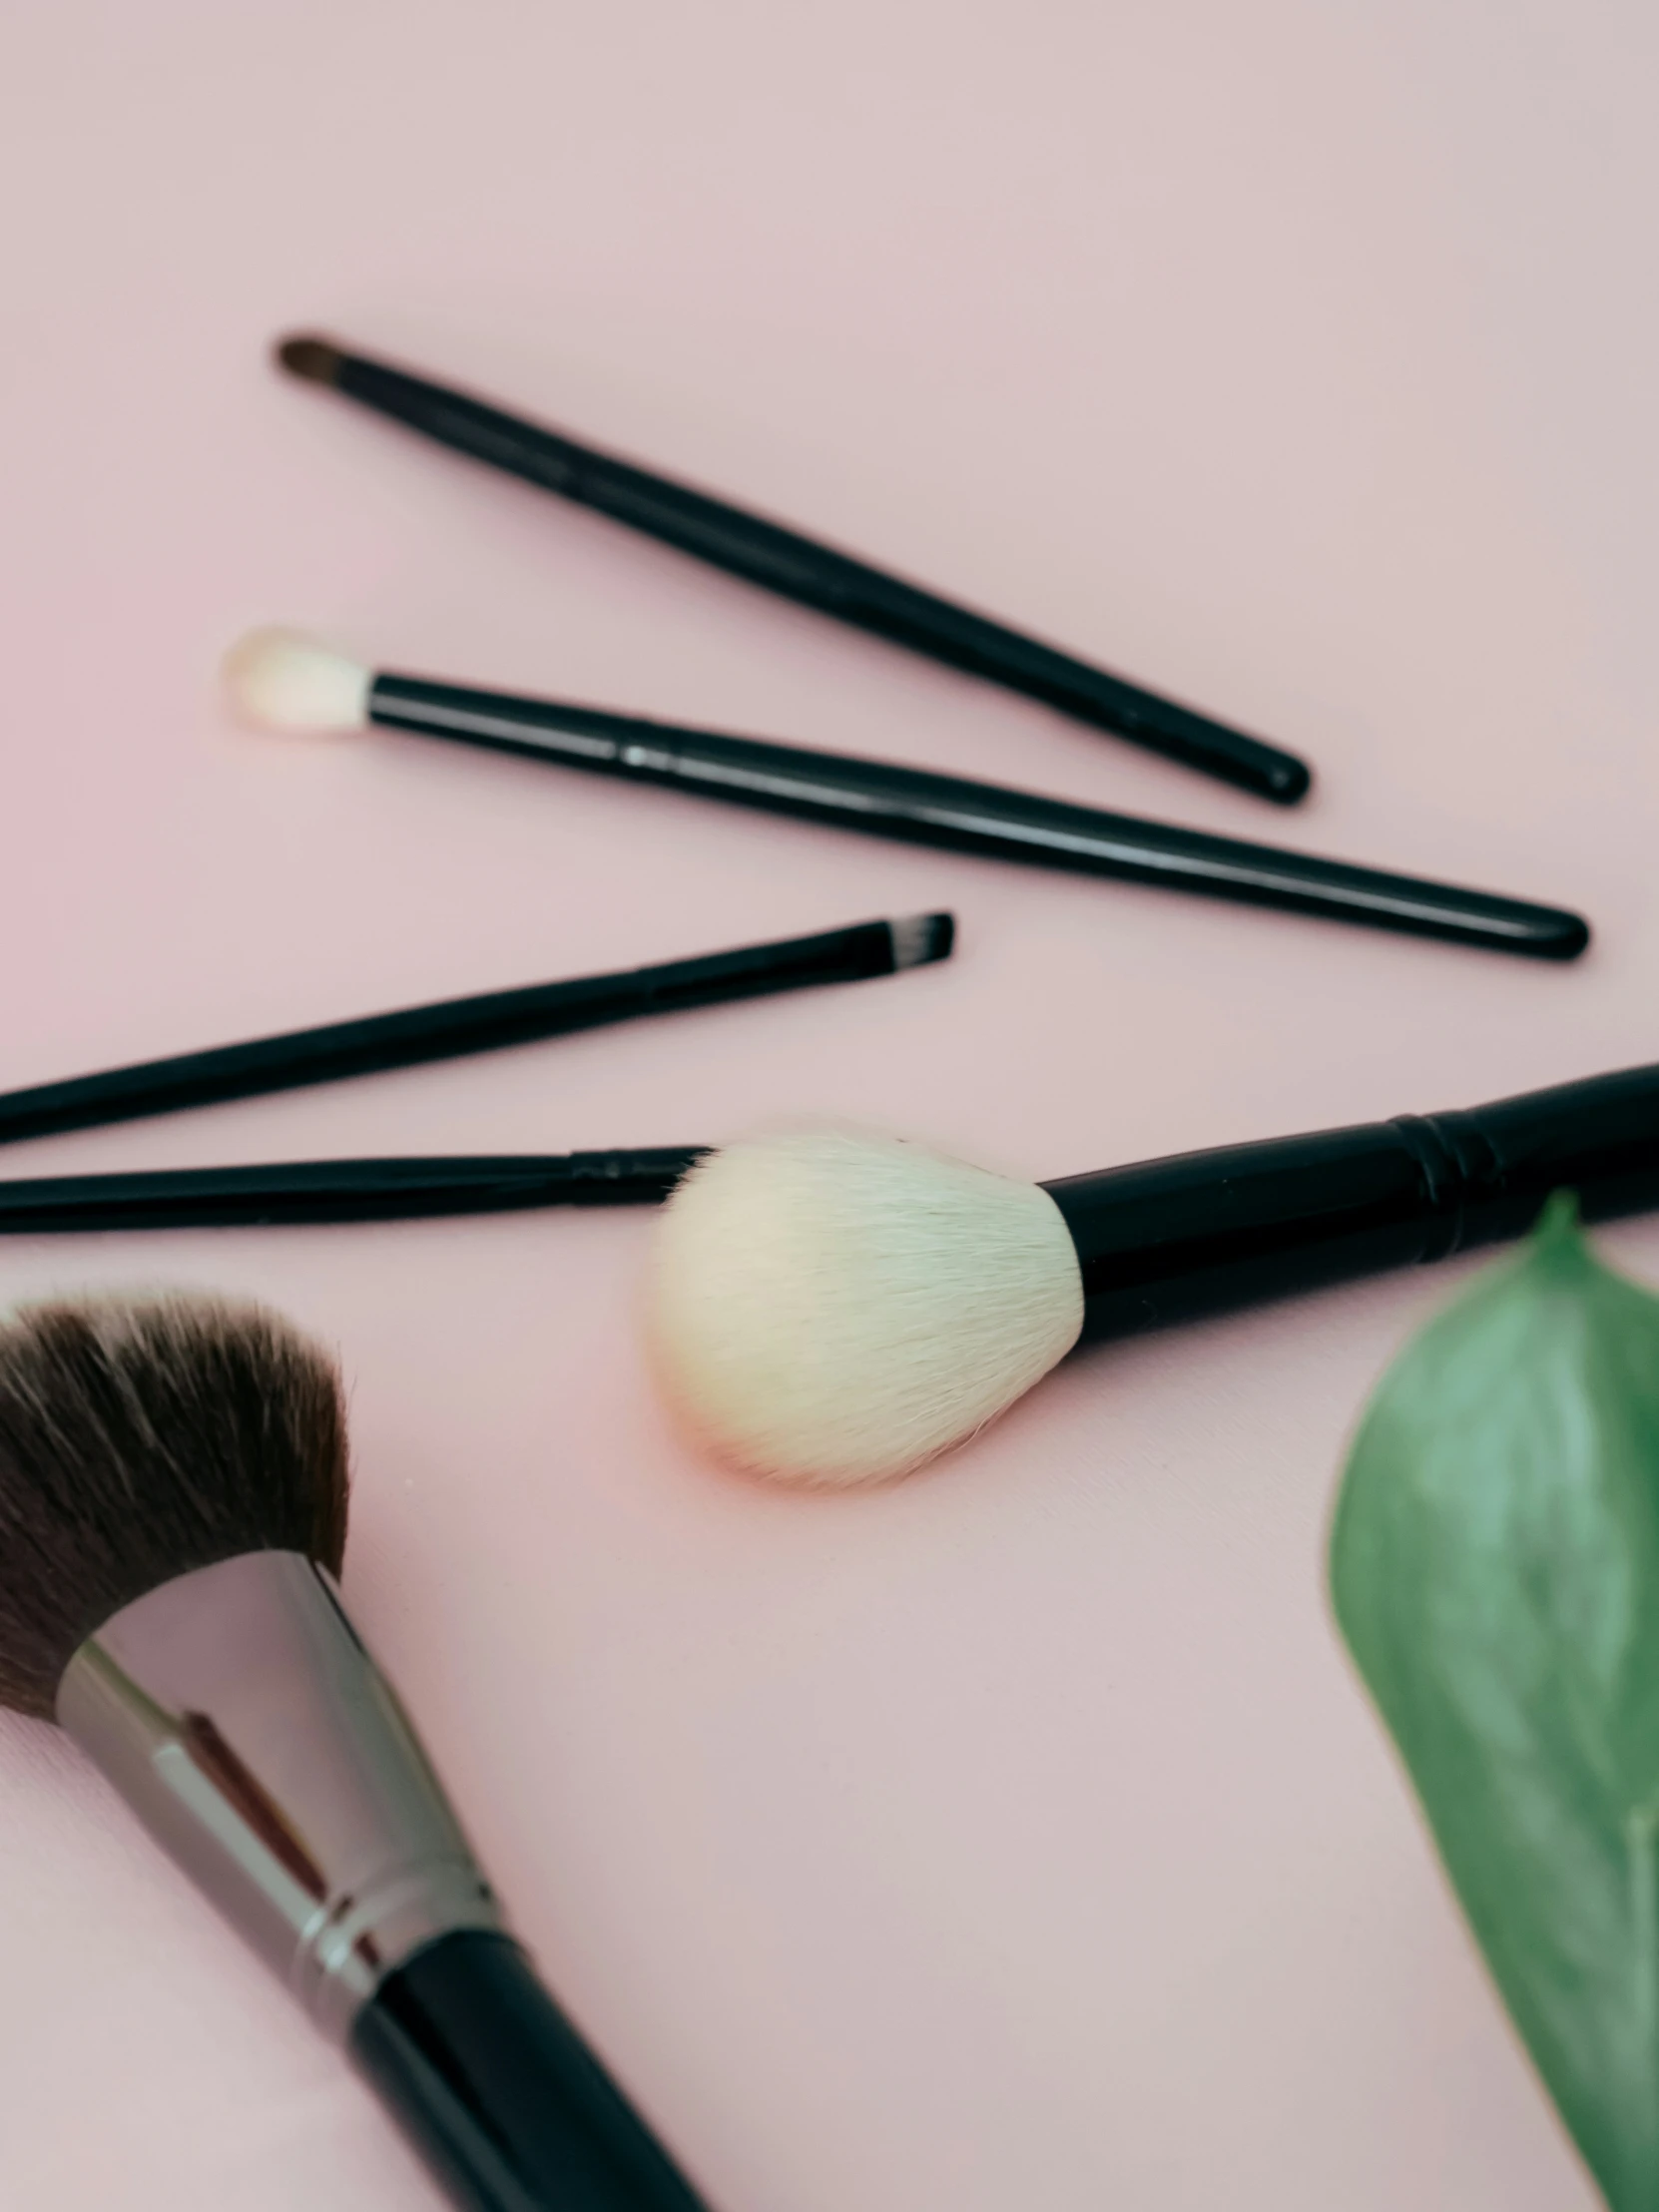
0;1291;715;2210
226;631;1589;962
0;914;951;1149
275;332;1311;806
647;1055;1659;1486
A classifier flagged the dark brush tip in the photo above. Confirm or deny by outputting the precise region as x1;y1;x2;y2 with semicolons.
276;333;346;385
889;911;956;969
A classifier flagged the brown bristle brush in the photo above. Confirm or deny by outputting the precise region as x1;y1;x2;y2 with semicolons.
0;1292;713;2212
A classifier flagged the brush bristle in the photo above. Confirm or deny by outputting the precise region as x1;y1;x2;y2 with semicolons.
276;333;345;385
888;912;955;970
223;628;372;734
648;1127;1084;1488
0;1295;347;1720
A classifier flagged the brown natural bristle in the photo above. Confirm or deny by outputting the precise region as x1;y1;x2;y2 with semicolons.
0;1295;348;1721
276;333;345;385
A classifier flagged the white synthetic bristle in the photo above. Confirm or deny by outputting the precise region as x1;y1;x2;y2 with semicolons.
223;629;371;733
648;1126;1085;1488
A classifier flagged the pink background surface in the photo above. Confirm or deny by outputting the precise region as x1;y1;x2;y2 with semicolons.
1;3;1655;2204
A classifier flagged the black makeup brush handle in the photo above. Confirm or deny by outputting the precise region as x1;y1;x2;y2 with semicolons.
351;1932;714;2212
1044;1061;1659;1338
308;339;1309;804
0;1152;708;1234
0;920;921;1147
367;677;1586;960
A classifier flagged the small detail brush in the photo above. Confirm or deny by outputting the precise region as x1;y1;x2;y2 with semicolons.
225;632;1589;962
0;914;950;1148
0;1150;709;1234
0;1293;714;2210
275;332;1312;805
647;1057;1659;1485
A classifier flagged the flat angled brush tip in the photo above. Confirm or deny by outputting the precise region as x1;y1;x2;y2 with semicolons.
276;332;345;385
890;912;955;969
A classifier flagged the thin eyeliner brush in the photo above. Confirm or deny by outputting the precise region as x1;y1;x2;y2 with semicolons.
0;914;950;1149
276;332;1312;807
228;633;1590;963
0;1151;708;1235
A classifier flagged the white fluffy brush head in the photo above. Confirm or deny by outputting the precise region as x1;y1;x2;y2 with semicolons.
649;1126;1086;1489
223;629;372;734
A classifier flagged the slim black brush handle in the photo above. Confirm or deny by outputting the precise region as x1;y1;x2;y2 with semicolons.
352;1932;714;2212
283;335;1310;805
0;1151;708;1234
1045;1060;1659;1340
368;674;1587;960
0;918;930;1148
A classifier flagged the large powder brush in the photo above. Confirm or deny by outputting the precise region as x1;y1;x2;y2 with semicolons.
648;1059;1659;1487
0;1294;712;2212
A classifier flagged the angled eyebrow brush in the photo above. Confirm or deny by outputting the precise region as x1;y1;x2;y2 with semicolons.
0;913;950;1149
275;331;1312;805
227;631;1588;962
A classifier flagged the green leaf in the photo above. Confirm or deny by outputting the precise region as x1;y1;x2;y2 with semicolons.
1331;1196;1659;2209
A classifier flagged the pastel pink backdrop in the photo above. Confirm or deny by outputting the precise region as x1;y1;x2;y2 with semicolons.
0;3;1654;2205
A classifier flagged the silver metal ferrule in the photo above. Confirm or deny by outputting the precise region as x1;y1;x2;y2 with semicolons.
57;1550;504;2044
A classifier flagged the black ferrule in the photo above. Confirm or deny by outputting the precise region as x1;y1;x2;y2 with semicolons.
326;346;1308;803
366;676;1584;961
1043;1061;1659;1341
351;1931;714;2212
623;917;898;1009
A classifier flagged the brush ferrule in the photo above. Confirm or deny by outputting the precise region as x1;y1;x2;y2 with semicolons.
57;1550;502;2043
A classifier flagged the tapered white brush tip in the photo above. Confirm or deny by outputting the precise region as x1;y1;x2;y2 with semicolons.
223;629;372;734
649;1126;1085;1488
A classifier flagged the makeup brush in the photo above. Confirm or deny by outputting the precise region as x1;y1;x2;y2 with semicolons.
646;1057;1659;1486
276;332;1311;806
225;632;1589;962
0;1292;713;2211
0;913;951;1148
0;1149;708;1233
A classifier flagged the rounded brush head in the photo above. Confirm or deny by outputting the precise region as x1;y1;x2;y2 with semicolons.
223;628;372;734
0;1294;348;1720
648;1126;1085;1488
